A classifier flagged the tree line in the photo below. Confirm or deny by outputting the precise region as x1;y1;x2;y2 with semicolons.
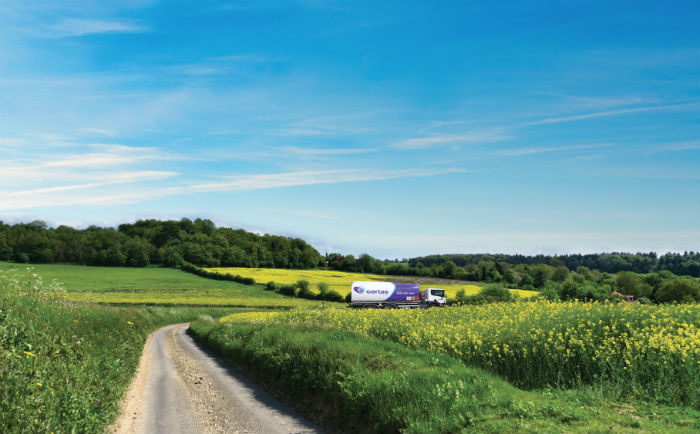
407;252;700;277
0;219;322;269
325;252;699;278
1;219;698;284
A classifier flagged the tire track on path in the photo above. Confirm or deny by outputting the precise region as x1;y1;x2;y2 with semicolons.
111;324;322;434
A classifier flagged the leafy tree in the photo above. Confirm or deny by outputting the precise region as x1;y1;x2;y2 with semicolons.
655;278;700;303
551;266;569;282
519;274;534;290
439;260;457;279
531;265;551;289
615;271;652;298
317;282;329;294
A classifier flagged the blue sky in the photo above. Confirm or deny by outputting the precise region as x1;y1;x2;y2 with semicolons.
0;1;698;258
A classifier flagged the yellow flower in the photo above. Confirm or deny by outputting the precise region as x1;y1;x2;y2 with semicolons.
127;321;134;325
37;382;42;387
23;351;36;358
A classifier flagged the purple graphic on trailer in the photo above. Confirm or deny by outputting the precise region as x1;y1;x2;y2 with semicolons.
351;282;420;302
387;283;420;301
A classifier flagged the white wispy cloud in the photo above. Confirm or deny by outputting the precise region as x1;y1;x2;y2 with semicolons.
50;18;146;37
77;127;116;136
186;168;468;193
0;167;468;211
395;131;509;150
520;103;698;127
0;145;177;185
44;152;138;167
3;171;177;197
495;143;611;157
0;138;26;147
646;140;699;153
283;146;378;156
0;171;178;210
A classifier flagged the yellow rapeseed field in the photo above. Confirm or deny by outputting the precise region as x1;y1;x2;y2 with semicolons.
206;267;536;298
220;300;700;405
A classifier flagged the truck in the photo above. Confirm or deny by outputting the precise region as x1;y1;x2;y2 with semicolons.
349;281;446;309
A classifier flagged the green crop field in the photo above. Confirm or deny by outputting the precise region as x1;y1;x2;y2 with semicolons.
0;266;260;433
0;262;321;309
3;261;699;434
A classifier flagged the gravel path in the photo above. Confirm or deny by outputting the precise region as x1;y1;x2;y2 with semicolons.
111;323;322;434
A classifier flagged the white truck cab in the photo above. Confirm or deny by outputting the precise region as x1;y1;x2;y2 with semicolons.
420;288;446;307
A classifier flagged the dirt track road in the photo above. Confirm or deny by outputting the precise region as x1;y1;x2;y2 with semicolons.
111;324;322;434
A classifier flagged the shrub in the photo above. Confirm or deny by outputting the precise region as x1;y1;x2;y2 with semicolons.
315;282;329;300
539;284;560;300
179;261;256;285
455;288;468;304
478;284;516;302
265;281;277;291
292;280;314;299
458;284;517;305
655;277;700;303
323;290;344;303
278;284;297;297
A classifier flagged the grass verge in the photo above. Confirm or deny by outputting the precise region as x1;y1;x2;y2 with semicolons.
189;317;699;434
0;268;248;434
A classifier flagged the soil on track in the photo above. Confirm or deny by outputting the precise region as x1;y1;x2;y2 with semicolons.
111;323;322;434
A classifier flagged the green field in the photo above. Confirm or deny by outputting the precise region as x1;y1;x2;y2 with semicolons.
0;262;321;309
191;317;699;434
0;266;257;433
2;262;699;434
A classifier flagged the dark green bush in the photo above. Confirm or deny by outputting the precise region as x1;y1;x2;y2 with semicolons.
179;261;255;285
323;290;344;303
278;284;297;297
655;277;700;303
458;284;517;305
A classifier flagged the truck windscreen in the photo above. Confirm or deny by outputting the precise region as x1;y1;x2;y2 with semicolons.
431;290;445;297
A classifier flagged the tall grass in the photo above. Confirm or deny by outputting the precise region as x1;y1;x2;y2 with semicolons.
224;301;700;407
190;317;699;434
0;268;240;433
